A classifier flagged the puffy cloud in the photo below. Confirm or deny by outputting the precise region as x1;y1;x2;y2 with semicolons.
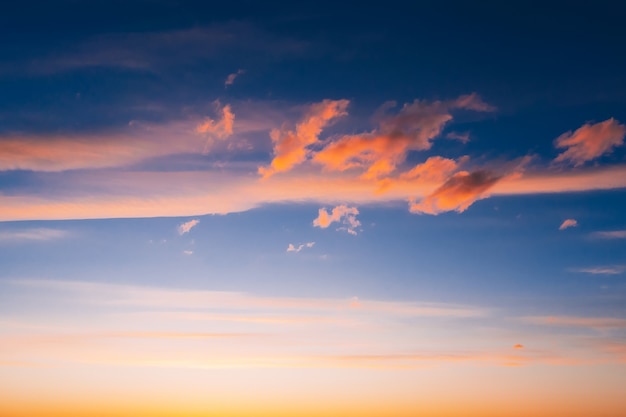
259;99;349;178
313;205;361;235
409;170;501;215
554;118;626;166
592;230;626;239
559;219;578;230
224;69;245;87
286;242;315;253
313;94;494;179
177;219;200;235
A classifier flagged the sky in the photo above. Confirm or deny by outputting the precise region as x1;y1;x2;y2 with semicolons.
1;1;626;416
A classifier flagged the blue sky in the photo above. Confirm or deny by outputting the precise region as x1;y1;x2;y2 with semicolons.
1;1;626;416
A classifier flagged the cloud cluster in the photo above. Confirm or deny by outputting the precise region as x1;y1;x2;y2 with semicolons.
313;205;361;235
177;219;200;235
559;219;578;230
313;94;493;180
554;118;626;166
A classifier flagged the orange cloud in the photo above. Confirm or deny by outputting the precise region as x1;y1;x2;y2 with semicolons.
513;344;524;349
554;118;626;166
559;219;578;230
313;205;361;235
313;94;493;179
258;99;349;178
409;170;501;215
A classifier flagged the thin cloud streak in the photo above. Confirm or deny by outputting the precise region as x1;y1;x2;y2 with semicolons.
570;266;625;275
592;230;626;239
0;228;69;242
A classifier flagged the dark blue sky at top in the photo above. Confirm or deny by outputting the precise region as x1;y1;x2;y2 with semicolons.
2;0;626;150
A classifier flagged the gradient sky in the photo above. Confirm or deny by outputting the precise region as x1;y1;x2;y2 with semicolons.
1;1;626;416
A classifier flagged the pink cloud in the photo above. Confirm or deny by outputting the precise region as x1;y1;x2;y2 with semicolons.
313;205;361;235
559;219;578;230
313;93;494;179
409;170;501;215
177;219;199;235
258;99;349;178
554;118;626;165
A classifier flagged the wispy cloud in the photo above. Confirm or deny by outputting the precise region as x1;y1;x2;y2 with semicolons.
592;230;626;239
196;102;235;153
177;219;199;235
523;315;626;329
0;228;69;242
258;99;349;178
287;242;315;253
224;69;245;87
559;219;578;230
554;118;626;166
570;266;625;275
445;131;471;143
313;205;361;235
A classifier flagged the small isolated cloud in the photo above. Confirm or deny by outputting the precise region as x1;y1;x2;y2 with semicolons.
286;242;315;253
313;205;361;235
513;344;524;349
571;266;625;275
224;69;245;87
0;228;69;242
446;131;470;143
183;250;194;255
559;219;578;230
177;219;200;235
593;230;626;239
554;118;626;166
259;99;349;178
409;170;501;215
